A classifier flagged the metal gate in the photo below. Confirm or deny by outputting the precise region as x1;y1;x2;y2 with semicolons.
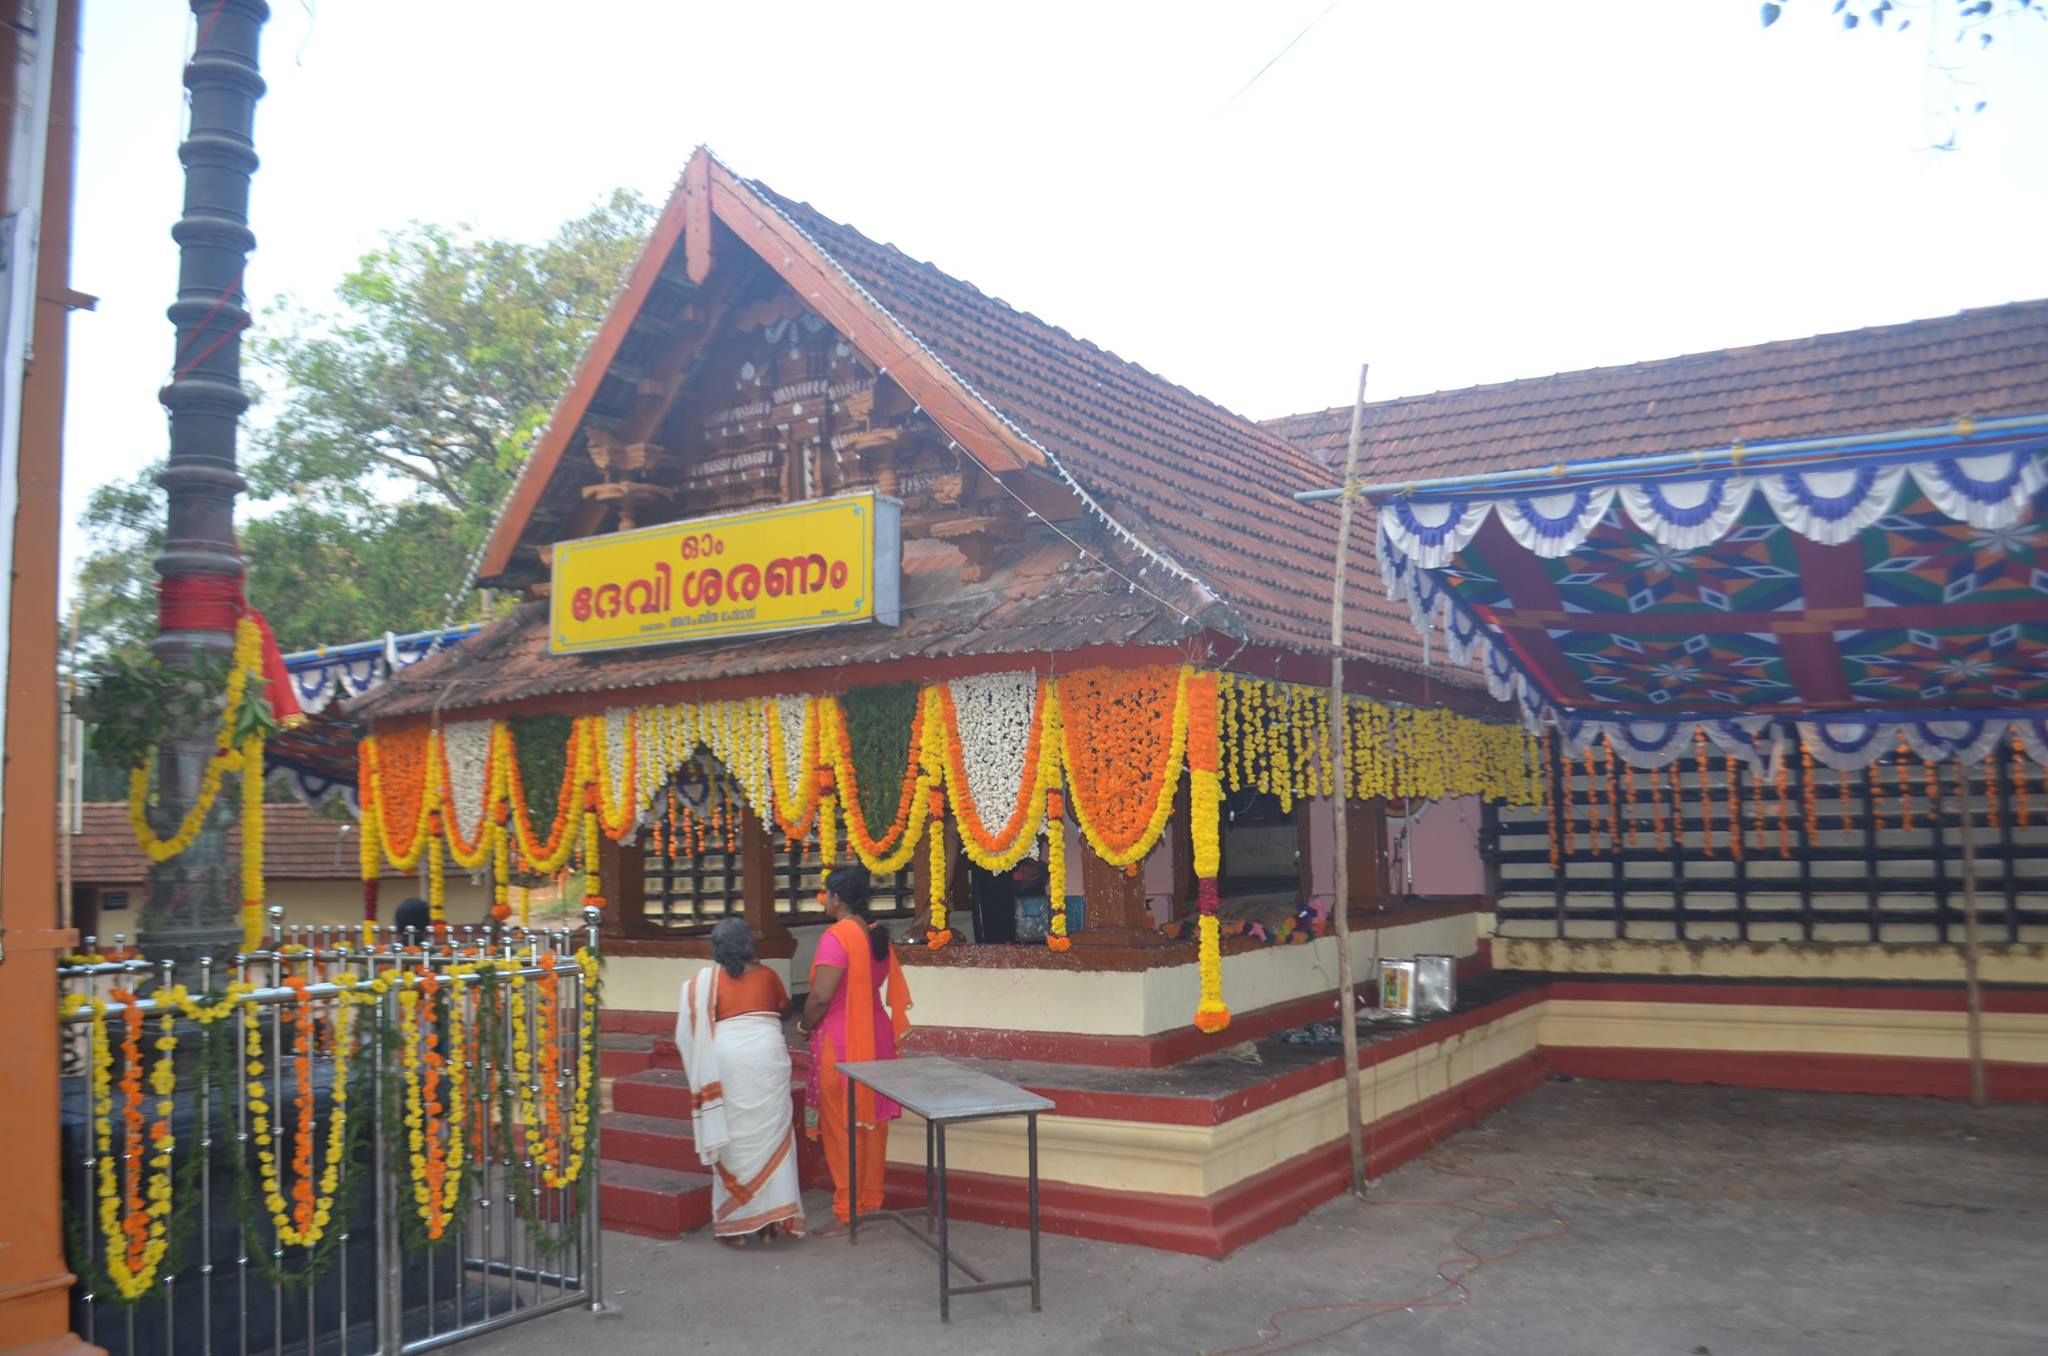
59;910;607;1356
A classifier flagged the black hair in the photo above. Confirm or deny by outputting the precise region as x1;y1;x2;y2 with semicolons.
394;897;431;944
824;863;891;961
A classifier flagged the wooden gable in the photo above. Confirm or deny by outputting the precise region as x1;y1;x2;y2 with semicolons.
481;149;1068;591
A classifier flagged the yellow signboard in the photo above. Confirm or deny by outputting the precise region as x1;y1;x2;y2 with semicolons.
549;493;901;655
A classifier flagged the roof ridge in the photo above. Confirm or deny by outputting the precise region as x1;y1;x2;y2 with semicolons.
1261;296;2048;426
743;179;1333;486
731;169;1230;618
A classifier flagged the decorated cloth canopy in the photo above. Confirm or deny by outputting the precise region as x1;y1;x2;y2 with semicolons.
263;625;482;808
1374;432;2048;770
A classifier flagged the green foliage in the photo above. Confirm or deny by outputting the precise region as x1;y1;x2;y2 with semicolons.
74;650;232;772
840;684;922;832
509;715;577;812
248;189;656;517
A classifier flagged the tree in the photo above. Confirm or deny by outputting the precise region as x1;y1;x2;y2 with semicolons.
1761;1;2044;134
70;189;656;663
250;188;655;518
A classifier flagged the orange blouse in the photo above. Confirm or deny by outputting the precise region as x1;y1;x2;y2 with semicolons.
716;966;789;1021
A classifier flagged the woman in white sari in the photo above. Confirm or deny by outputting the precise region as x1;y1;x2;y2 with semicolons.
676;918;805;1244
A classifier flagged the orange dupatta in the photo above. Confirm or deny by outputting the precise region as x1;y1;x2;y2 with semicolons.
810;917;912;1125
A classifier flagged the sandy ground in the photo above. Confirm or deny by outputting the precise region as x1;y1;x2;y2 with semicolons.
458;1079;2048;1356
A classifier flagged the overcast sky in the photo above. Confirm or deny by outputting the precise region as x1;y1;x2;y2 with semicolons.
61;0;2048;599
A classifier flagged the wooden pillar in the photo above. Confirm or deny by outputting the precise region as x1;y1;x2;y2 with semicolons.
1080;842;1150;932
739;805;791;946
596;832;643;940
1347;797;1390;909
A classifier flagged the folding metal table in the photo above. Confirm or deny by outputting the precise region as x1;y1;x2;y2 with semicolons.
834;1055;1054;1321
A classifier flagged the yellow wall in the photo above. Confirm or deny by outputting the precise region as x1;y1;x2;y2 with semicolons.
880;992;2048;1202
1495;933;2048;985
264;879;494;932
886;999;1542;1198
1538;996;2048;1066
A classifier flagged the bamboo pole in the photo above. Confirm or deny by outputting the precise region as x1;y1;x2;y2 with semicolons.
1952;756;1988;1109
1328;363;1369;1197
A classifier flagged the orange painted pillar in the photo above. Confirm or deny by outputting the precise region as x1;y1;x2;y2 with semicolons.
0;3;97;1354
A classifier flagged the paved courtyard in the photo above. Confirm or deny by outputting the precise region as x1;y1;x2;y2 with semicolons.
465;1079;2048;1356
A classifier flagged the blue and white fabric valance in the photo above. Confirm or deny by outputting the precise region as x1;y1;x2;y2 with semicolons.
1375;448;2043;569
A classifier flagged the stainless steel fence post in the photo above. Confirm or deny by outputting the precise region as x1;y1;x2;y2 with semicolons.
579;907;611;1317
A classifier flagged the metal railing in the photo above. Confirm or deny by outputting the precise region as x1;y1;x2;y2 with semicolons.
60;908;608;1356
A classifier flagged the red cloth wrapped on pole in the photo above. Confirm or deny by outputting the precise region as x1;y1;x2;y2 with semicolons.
242;608;303;728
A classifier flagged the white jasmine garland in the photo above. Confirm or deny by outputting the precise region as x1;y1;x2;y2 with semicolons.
440;721;495;844
947;672;1038;831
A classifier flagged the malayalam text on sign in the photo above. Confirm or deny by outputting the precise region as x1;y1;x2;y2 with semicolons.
549;493;901;655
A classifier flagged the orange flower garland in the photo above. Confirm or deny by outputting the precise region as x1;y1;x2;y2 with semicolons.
1695;729;1714;856
1185;671;1228;1033
1896;736;1915;830
2014;731;2031;827
1728;754;1747;862
1775;750;1791;858
1058;665;1191;868
1801;743;1819;842
366;725;438;870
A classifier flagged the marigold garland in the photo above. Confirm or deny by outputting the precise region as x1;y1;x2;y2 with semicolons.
1186;671;1228;1033
125;616;265;864
1695;729;1714;856
820;689;931;873
513;950;600;1189
248;981;355;1248
926;796;952;948
764;697;822;847
396;973;468;1240
939;675;1054;872
504;719;583;873
2014;730;2031;827
89;994;175;1300
1059;665;1189;868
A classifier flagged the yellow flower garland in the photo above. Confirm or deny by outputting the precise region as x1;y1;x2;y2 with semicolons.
125;616;264;863
507;951;601;1188
240;731;266;953
87;998;176;1300
245;995;356;1248
396;976;468;1239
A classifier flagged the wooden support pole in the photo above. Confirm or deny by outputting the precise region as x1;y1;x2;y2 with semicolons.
1952;756;1988;1109
1328;363;1370;1198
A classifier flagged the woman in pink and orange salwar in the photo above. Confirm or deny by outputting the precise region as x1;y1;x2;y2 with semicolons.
799;864;911;1236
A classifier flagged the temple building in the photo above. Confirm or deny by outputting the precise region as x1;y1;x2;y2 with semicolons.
347;149;2048;1253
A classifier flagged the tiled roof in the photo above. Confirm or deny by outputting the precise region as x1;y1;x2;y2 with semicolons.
1264;299;2048;482
749;184;1427;664
73;802;392;886
352;539;1206;720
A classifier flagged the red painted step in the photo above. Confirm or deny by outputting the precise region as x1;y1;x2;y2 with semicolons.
612;1067;693;1120
602;1111;700;1172
649;1036;682;1071
599;1033;654;1079
599;1161;712;1238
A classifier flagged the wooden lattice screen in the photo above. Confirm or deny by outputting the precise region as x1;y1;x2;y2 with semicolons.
1486;737;2048;944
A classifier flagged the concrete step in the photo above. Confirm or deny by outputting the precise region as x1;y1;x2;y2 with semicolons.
599;1161;712;1238
601;1111;699;1172
612;1067;692;1120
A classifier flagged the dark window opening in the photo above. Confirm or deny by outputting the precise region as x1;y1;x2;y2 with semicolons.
1221;790;1303;902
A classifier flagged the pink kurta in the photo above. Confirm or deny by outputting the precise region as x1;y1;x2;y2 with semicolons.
805;929;902;1123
